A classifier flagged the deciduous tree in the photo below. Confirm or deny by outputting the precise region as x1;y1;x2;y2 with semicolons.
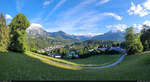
8;13;30;52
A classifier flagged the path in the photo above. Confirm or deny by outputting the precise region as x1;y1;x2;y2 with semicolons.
29;52;127;69
82;53;127;69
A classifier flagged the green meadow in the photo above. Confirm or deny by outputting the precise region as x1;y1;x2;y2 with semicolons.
0;51;150;80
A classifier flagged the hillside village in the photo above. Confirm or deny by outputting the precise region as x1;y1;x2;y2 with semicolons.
36;45;126;59
1;0;150;80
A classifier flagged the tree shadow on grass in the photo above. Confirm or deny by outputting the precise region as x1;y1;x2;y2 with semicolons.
0;51;84;80
0;51;81;70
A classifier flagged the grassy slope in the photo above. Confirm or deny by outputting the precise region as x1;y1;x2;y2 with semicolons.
0;51;150;80
66;55;121;65
28;52;121;67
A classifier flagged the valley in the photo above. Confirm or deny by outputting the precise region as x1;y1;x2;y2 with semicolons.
1;0;150;81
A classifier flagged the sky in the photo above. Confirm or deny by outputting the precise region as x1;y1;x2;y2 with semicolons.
1;0;150;36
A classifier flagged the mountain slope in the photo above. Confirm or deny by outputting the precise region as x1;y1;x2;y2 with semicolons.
92;31;125;42
26;25;92;41
47;31;79;41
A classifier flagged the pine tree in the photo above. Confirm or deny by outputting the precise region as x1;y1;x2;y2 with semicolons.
0;13;10;52
8;13;30;52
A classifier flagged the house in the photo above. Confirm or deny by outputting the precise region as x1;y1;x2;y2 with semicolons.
48;53;55;57
97;48;107;51
109;47;126;53
88;49;94;52
66;51;79;59
54;54;62;58
48;53;62;58
76;49;80;53
41;50;46;53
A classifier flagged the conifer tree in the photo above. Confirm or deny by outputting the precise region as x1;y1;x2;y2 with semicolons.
0;13;10;52
8;13;30;52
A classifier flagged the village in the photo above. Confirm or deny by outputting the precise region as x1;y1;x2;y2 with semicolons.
36;45;126;59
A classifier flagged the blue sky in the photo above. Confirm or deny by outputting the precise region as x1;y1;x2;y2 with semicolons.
1;0;150;36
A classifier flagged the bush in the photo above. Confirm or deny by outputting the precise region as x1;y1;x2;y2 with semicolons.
104;49;120;55
108;50;120;55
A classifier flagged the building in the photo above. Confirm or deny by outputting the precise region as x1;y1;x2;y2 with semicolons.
66;51;79;59
54;54;62;58
48;53;62;58
109;47;126;53
88;49;94;52
97;48;107;51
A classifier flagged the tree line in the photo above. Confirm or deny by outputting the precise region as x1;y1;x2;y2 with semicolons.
0;12;30;53
124;25;150;55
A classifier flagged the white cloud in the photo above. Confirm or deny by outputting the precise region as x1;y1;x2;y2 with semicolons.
45;0;66;19
72;32;104;37
27;23;43;30
143;0;150;10
43;0;51;8
44;10;122;34
132;24;143;33
62;0;97;17
128;0;150;17
106;24;128;32
106;22;149;33
43;1;51;6
132;21;150;33
53;11;101;33
143;20;150;26
102;12;122;20
96;0;110;5
41;0;121;34
5;14;12;20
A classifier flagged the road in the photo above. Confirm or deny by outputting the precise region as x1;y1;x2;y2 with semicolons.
82;53;127;69
29;52;127;69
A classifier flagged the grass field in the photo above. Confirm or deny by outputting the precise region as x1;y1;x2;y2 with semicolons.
27;52;121;67
66;54;121;66
0;51;150;80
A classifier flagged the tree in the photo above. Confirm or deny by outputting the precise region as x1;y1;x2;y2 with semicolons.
125;27;135;55
79;49;84;57
143;40;149;51
135;33;143;53
8;13;30;52
125;27;143;55
140;25;150;51
0;13;10;52
120;41;126;49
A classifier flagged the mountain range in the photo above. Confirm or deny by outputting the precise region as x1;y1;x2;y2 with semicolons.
26;25;125;42
91;31;125;42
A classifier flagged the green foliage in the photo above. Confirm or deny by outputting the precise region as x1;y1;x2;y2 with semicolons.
120;41;126;49
143;40;149;51
71;40;120;50
135;33;143;53
104;49;120;55
8;13;30;53
67;54;121;65
26;34;73;50
141;25;150;51
1;51;150;80
125;27;143;55
0;12;10;52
